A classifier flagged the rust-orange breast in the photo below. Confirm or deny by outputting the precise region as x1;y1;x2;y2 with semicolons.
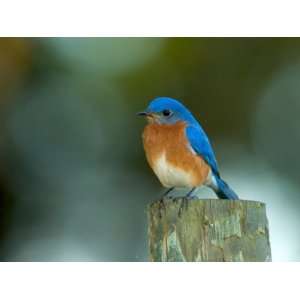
142;121;210;188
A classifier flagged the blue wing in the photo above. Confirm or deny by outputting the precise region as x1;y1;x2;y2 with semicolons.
185;125;220;177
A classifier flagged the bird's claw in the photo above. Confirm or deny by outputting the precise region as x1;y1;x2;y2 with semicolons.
185;195;198;201
163;194;173;201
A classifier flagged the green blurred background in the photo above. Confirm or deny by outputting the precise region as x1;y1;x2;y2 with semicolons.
0;37;299;261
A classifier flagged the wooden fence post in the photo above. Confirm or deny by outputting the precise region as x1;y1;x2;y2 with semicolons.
148;198;271;262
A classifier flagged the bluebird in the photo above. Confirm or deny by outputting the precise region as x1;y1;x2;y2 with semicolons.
137;97;239;200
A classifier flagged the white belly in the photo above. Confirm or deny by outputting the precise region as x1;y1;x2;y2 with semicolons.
152;153;194;188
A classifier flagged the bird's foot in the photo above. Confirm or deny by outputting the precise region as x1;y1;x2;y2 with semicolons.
163;194;174;201
161;187;175;200
184;195;198;201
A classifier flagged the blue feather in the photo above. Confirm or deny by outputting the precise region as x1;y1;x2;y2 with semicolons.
186;125;239;199
214;176;239;200
143;97;239;200
185;125;220;177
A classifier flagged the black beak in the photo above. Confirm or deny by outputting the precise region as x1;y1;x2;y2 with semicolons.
136;111;148;116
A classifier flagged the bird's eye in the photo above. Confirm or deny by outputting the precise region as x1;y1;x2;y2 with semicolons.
162;109;172;117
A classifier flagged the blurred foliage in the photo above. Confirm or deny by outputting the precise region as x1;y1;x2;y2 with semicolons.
0;38;299;261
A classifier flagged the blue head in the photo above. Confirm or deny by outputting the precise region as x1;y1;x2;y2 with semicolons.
137;97;197;125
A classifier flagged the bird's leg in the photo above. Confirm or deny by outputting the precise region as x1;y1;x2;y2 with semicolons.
158;187;174;218
162;187;175;199
185;187;197;199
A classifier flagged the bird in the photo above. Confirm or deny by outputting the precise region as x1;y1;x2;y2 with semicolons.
137;97;239;200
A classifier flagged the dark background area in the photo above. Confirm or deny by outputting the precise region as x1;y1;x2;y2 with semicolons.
0;37;299;261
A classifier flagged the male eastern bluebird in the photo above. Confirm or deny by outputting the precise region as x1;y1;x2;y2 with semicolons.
137;97;239;200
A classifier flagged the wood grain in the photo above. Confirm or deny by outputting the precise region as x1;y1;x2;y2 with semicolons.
148;198;272;262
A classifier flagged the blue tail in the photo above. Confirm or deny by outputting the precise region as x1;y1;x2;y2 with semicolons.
214;176;239;200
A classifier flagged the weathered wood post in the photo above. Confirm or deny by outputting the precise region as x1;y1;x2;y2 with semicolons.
148;198;271;262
